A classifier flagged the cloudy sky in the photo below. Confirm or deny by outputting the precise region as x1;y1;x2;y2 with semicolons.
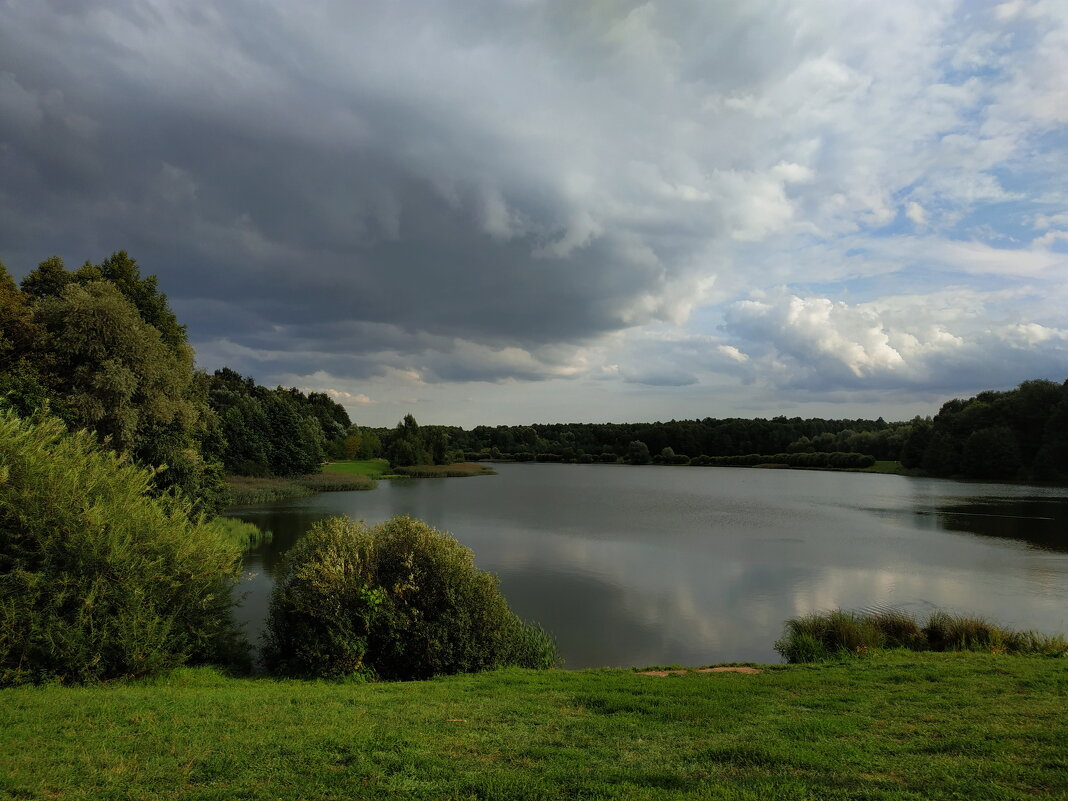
2;0;1066;427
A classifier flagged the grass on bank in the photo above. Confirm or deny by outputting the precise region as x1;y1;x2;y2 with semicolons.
776;609;1068;663
394;461;497;478
322;458;392;479
225;472;375;505
1;651;1066;800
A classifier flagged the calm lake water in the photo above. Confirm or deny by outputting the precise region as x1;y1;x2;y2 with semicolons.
227;463;1068;668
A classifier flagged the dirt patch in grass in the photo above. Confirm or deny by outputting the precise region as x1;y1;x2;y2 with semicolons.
637;670;690;677
696;666;763;675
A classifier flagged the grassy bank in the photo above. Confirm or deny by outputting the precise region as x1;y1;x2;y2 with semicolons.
1;652;1065;799
225;472;375;505
394;461;497;478
322;458;392;479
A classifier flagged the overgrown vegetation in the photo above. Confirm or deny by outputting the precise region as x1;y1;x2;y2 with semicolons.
393;462;496;478
208;517;273;552
775;608;1068;663
263;515;557;680
225;473;375;505
0;411;245;686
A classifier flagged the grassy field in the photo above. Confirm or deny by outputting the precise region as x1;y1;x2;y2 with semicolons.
1;651;1065;800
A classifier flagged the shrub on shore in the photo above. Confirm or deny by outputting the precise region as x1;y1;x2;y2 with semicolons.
263;515;557;680
776;608;1067;662
0;411;245;686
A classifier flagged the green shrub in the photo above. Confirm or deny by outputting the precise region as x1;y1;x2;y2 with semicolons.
263;515;558;680
0;411;245;685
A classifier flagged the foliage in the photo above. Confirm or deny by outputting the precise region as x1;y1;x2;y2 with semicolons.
914;379;1068;481
263;515;557;680
0;411;244;686
625;440;652;464
385;413;430;466
775;608;1068;663
3;254;227;515
224;473;374;505
208;368;352;478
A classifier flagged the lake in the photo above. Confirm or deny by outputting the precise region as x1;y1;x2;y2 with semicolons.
227;463;1068;668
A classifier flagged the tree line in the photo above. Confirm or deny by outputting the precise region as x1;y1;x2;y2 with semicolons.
370;380;1068;482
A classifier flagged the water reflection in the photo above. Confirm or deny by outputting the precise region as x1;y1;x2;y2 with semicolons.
227;464;1068;666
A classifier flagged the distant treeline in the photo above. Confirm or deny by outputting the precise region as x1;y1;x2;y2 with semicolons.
371;378;1068;482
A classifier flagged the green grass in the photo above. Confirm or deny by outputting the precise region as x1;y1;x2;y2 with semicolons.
1;652;1065;799
322;458;392;479
394;462;497;478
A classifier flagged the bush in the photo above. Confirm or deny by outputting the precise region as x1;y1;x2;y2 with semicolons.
0;411;244;685
263;515;558;680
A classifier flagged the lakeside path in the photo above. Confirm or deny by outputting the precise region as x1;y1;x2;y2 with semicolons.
2;651;1065;799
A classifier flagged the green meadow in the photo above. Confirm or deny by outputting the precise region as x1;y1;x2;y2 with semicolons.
321;458;392;479
2;651;1066;800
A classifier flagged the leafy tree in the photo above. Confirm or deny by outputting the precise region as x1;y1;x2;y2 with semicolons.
962;427;1022;480
19;256;73;300
37;282;195;454
626;440;651;465
96;250;187;349
899;418;932;469
387;414;429;466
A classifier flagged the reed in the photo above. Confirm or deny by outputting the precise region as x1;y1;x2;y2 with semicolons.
776;608;1068;662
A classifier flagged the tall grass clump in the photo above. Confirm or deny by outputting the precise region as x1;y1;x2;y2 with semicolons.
0;411;245;686
208;517;272;552
225;473;374;506
263;515;557;680
776;608;1067;663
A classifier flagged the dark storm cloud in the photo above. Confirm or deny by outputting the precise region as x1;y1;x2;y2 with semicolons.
0;0;739;377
